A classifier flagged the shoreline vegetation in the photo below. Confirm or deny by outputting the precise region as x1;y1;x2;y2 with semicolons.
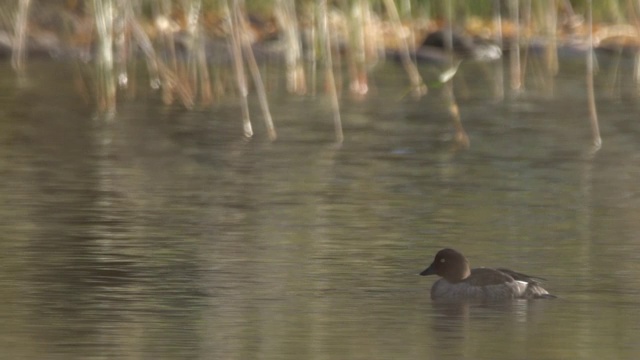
1;0;636;147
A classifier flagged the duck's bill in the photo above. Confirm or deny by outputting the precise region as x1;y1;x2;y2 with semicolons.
420;265;436;276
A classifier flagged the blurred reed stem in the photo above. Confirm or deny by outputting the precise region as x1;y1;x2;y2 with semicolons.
225;0;253;137
274;0;306;94
382;0;426;97
93;0;116;115
586;0;602;150
318;0;343;143
235;0;277;140
12;0;31;72
492;0;504;100
508;0;521;91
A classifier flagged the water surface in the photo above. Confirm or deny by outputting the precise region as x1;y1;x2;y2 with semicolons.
1;57;640;359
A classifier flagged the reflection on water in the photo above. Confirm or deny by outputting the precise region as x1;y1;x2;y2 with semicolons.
1;58;640;359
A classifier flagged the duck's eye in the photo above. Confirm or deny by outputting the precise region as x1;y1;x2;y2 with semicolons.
440;258;446;263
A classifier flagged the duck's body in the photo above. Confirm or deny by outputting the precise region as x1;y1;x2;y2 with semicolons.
418;30;502;62
421;249;554;302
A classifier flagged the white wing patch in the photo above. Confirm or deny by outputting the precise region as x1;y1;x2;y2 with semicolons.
513;280;529;296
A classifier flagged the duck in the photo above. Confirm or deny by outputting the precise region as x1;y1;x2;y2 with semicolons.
415;30;502;63
387;29;501;65
420;248;554;302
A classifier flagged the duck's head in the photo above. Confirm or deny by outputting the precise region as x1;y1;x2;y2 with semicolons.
420;248;471;283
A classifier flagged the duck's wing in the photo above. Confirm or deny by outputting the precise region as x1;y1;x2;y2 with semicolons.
466;267;515;286
495;268;556;299
495;268;546;284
